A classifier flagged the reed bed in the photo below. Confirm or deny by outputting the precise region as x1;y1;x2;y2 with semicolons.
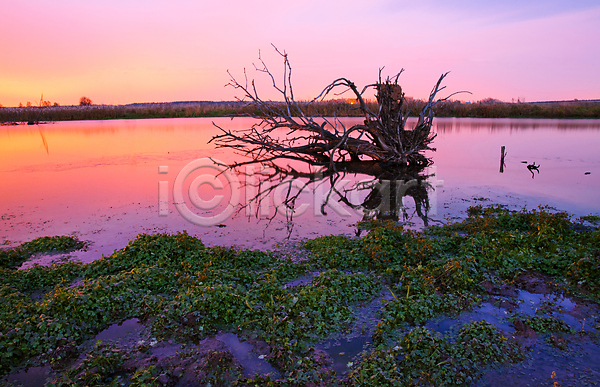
433;99;600;119
2;99;600;123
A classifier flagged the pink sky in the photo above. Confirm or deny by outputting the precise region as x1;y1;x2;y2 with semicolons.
1;0;599;107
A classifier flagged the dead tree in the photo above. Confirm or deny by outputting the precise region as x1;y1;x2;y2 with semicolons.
210;47;461;224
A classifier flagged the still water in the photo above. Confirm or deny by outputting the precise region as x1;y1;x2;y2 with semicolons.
1;117;599;263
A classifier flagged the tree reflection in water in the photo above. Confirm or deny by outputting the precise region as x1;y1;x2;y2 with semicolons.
211;48;457;233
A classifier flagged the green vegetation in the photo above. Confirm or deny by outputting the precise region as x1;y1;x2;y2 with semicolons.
521;315;573;333
580;215;600;225
1;207;599;385
347;321;522;386
2;99;600;123
0;235;85;268
47;342;125;386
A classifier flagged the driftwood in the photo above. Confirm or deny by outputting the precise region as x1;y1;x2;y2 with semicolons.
210;47;460;225
211;47;462;175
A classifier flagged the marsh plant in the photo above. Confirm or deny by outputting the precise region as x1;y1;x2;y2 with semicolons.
1;206;599;385
2;99;599;124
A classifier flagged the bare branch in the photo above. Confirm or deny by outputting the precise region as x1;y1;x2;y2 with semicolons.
212;48;457;228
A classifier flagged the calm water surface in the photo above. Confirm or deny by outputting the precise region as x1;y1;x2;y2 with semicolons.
1;117;599;263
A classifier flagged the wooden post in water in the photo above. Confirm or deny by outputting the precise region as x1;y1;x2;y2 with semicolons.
500;146;506;173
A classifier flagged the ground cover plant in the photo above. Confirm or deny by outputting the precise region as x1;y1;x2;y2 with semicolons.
1;206;599;386
0;236;85;269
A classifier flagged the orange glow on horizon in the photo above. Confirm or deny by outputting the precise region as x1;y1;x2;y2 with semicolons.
1;2;599;107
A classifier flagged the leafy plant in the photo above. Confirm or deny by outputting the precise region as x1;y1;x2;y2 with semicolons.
47;341;124;386
522;316;573;333
455;320;523;365
0;235;85;268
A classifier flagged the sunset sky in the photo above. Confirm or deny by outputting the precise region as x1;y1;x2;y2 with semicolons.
1;0;599;107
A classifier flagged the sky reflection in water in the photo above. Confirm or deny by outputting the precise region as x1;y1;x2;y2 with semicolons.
1;117;599;262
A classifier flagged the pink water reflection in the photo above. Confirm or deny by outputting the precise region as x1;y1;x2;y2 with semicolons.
1;117;599;263
430;118;600;217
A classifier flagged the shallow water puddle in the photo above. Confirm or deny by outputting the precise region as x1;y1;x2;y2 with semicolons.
426;302;515;335
514;289;576;315
283;272;318;288
475;339;600;386
215;333;279;378
515;290;597;332
94;317;144;342
554;295;576;312
4;366;51;387
516;290;548;315
150;342;185;357
319;335;372;377
18;252;74;270
426;290;595;337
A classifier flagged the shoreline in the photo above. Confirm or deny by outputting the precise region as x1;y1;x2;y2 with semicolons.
2;99;600;123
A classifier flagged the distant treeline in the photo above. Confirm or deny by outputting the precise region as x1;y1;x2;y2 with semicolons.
2;99;600;124
431;98;600;119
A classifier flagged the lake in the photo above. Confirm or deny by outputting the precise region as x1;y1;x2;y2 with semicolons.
1;117;599;264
